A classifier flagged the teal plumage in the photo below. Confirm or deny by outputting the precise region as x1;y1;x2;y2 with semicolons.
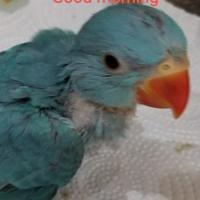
0;4;187;200
0;29;84;199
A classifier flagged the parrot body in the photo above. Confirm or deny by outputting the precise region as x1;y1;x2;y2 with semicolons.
0;30;84;200
0;4;189;200
0;27;131;200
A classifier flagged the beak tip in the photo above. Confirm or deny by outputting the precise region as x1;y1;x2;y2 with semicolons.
173;112;181;119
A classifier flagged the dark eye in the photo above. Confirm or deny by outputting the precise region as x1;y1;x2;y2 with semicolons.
104;54;120;70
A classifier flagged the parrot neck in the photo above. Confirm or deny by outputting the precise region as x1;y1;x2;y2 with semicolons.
65;93;135;144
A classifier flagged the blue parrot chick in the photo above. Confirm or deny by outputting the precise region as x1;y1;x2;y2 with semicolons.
0;4;190;200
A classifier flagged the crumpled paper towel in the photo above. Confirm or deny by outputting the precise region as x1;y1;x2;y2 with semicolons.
0;1;200;200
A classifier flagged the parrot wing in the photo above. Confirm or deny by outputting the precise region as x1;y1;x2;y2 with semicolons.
0;28;75;107
0;103;84;189
0;28;84;189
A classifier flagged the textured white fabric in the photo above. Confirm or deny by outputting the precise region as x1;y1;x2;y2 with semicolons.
0;1;200;200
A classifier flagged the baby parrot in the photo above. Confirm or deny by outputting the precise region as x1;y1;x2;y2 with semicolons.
0;4;190;200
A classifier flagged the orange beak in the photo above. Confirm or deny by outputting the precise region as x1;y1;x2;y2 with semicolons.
136;56;190;118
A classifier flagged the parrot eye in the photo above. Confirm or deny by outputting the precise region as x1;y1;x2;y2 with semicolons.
104;54;120;70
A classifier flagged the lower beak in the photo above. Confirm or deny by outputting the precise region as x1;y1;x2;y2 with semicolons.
136;58;190;118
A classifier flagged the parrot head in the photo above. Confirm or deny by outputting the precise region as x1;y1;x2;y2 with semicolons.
70;4;190;118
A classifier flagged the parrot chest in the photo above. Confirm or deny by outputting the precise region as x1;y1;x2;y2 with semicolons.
65;94;135;142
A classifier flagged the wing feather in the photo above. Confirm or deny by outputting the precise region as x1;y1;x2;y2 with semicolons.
0;104;84;189
0;28;83;189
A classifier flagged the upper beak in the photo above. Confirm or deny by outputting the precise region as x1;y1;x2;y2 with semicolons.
136;56;190;118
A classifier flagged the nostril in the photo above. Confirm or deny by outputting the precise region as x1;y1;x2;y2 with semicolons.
162;64;171;70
